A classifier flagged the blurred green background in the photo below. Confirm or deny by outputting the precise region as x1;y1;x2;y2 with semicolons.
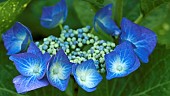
0;0;170;96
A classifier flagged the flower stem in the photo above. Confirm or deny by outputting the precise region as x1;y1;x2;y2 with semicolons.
114;0;123;26
90;28;94;33
106;79;109;96
134;13;143;24
59;24;63;31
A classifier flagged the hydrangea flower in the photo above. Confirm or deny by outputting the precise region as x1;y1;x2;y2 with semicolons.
120;18;157;63
2;22;33;55
72;60;102;92
2;1;158;94
9;42;50;93
105;41;140;79
94;4;121;36
47;49;72;91
40;0;68;29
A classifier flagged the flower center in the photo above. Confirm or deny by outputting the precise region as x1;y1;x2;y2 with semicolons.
33;69;40;73
53;69;59;74
32;65;41;76
116;65;123;71
80;76;86;81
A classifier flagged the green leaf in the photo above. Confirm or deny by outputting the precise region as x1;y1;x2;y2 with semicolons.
123;0;140;21
139;3;170;46
73;0;96;26
140;0;170;15
0;0;31;35
114;0;123;26
140;3;170;29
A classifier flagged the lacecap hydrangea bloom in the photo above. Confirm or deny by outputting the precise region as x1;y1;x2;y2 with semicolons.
2;0;157;94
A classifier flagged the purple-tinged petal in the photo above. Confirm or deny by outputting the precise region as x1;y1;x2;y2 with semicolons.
128;56;140;74
2;22;33;55
27;42;41;55
120;18;157;63
13;75;48;94
72;60;102;92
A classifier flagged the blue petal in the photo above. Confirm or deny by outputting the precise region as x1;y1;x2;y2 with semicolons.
27;42;41;55
120;18;157;63
40;0;67;29
53;49;70;63
134;47;150;63
27;42;50;79
27;42;51;65
94;4;121;36
105;41;137;79
2;22;33;55
53;0;67;21
128;56;140;74
47;74;70;91
95;4;112;19
9;53;46;79
42;52;51;65
13;75;48;94
47;49;72;91
72;60;102;92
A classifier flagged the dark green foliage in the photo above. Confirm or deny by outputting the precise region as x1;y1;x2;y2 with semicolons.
0;0;31;41
140;0;170;15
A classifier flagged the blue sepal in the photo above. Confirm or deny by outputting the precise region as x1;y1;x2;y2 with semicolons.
94;4;121;36
120;18;157;63
105;41;140;80
13;75;48;94
2;22;33;55
9;53;41;77
47;49;72;91
40;0;67;29
72;60;102;92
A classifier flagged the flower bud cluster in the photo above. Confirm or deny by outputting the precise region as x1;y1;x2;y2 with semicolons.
36;25;115;73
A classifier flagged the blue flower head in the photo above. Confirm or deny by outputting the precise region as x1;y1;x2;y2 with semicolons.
9;42;50;93
72;60;103;92
47;49;72;91
94;4;121;36
105;41;140;80
2;22;33;55
40;0;68;29
120;18;157;63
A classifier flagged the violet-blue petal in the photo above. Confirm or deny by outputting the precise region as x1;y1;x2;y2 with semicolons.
13;75;48;94
94;4;121;36
9;53;46;79
26;42;50;79
2;22;33;55
95;4;112;18
120;18;157;63
47;49;72;91
72;60;102;92
105;41;139;80
40;0;67;29
27;42;41;55
128;56;140;74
